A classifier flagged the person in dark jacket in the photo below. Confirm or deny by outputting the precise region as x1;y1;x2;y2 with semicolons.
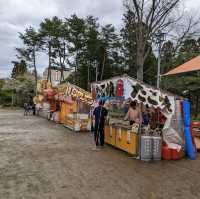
93;100;108;149
32;104;36;115
24;103;28;116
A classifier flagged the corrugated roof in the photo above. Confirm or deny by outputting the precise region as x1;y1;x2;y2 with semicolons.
163;55;200;76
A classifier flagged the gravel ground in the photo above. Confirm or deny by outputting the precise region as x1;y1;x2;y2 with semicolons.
0;109;200;199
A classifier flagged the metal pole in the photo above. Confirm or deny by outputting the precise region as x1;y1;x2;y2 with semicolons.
155;30;165;89
157;42;161;89
87;65;90;90
95;62;98;82
12;90;14;107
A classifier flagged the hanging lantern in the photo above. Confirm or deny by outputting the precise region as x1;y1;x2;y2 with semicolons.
92;86;97;99
116;79;124;97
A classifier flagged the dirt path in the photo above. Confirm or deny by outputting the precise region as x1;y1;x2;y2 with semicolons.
0;109;200;199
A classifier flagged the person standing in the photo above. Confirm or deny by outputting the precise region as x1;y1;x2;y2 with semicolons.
142;104;151;126
93;100;108;149
32;102;36;115
124;101;141;125
24;103;28;116
27;103;32;115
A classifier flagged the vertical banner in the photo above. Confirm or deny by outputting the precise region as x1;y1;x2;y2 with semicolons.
109;126;112;137
127;130;131;144
118;128;122;140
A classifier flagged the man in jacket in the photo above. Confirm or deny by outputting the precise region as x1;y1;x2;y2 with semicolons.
93;100;108;148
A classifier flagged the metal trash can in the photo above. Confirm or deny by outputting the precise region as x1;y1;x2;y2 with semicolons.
140;134;153;161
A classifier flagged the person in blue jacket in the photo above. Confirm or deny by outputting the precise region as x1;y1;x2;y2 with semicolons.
93;100;108;149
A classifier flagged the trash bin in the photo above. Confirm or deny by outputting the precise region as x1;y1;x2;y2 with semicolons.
140;134;153;161
152;133;162;161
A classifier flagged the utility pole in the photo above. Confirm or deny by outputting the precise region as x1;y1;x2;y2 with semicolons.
157;41;162;89
155;30;166;89
95;61;98;82
87;65;90;90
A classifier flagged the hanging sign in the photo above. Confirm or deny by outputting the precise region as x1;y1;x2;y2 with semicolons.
92;75;175;114
61;84;93;105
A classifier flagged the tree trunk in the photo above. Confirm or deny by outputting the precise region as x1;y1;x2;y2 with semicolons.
87;63;90;91
100;50;106;81
136;36;145;82
59;54;64;83
136;50;144;81
137;63;144;81
47;43;52;83
33;48;37;94
61;42;66;83
74;54;78;84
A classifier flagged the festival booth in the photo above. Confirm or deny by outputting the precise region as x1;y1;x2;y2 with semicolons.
35;80;60;123
91;75;196;160
163;55;200;152
57;83;93;132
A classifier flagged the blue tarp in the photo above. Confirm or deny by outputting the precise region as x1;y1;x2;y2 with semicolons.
182;101;196;160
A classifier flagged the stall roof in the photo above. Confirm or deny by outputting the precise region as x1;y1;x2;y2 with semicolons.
163;55;200;76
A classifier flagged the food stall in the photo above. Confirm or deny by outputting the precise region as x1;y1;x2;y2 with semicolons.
192;121;200;150
57;83;93;132
35;80;60;122
92;75;196;160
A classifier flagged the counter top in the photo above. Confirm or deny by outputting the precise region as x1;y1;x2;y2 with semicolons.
111;124;132;130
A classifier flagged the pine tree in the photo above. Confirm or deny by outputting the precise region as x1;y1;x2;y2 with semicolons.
66;14;87;85
99;24;123;80
121;8;137;77
16;26;42;89
39;16;63;82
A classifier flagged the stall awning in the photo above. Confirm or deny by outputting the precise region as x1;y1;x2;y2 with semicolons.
163;55;200;76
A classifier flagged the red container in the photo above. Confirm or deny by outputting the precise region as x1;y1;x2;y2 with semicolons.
162;146;172;160
171;149;184;160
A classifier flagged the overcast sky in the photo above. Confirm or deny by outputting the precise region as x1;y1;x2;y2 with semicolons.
0;0;199;78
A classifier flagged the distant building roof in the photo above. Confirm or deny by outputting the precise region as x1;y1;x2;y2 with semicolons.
164;55;200;76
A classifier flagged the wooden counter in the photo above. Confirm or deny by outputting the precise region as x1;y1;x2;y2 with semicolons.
64;116;91;132
105;124;138;155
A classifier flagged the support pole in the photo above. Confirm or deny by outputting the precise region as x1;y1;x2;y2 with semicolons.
157;42;161;89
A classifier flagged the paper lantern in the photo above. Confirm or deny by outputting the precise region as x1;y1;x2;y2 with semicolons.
116;79;124;97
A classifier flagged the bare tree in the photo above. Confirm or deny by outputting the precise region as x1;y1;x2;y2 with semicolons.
170;14;200;55
125;0;181;81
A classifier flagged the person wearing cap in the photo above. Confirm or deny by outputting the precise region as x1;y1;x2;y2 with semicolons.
93;100;108;149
